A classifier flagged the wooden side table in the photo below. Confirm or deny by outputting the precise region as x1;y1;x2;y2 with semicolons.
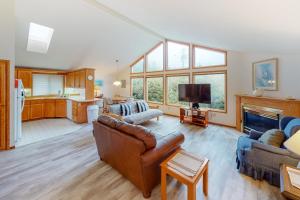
179;107;208;128
280;164;300;200
160;149;209;200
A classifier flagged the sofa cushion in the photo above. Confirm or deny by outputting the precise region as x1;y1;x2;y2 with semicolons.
120;103;132;116
109;102;139;115
137;100;149;112
116;122;157;150
97;114;120;128
283;118;300;138
258;129;285;147
124;109;163;125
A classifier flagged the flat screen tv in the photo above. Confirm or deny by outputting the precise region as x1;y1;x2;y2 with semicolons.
178;84;211;104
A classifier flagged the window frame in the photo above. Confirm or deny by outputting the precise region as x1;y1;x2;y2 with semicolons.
145;42;165;73
165;74;190;107
145;75;164;105
192;45;227;69
166;40;190;71
130;56;145;74
130;76;145;100
192;70;227;113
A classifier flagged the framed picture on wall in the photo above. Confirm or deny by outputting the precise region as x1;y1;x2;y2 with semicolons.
253;58;278;91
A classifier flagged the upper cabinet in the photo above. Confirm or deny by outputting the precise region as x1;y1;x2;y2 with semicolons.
16;69;32;88
79;70;86;88
66;72;74;88
74;71;80;88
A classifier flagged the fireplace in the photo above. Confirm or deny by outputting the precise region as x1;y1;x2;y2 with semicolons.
242;104;282;134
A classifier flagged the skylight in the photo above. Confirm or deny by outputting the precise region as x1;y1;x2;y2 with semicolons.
27;22;54;54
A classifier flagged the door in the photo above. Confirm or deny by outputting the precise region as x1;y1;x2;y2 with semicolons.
30;100;44;120
66;72;75;88
22;104;30;121
44;100;56;118
0;60;10;150
55;100;67;117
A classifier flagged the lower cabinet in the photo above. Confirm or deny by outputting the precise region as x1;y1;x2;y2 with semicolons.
44;100;56;118
72;101;94;123
22;99;67;121
55;100;67;118
30;100;44;120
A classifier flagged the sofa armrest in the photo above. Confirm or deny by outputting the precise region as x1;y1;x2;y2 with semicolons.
249;130;264;140
252;142;293;156
237;136;259;150
141;131;184;166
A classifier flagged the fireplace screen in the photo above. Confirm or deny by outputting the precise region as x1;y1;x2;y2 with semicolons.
242;105;281;134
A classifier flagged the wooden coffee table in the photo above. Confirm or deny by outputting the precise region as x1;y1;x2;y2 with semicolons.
160;149;209;200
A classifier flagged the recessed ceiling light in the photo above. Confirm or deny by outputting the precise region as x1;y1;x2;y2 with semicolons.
27;22;54;54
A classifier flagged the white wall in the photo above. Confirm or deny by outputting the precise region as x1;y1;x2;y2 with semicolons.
94;70;116;98
0;0;15;147
239;53;300;99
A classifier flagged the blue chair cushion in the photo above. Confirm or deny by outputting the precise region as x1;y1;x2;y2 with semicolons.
283;118;300;138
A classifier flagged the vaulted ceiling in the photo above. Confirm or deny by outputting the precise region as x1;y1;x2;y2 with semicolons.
15;0;300;71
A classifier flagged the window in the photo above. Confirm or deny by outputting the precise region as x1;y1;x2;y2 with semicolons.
146;43;164;72
194;72;226;111
194;46;226;67
146;77;164;103
131;77;144;100
27;22;54;54
131;58;144;73
167;41;189;70
32;74;64;96
166;75;190;106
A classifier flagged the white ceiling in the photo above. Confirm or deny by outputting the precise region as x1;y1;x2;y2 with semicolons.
15;0;300;71
97;0;300;53
15;0;160;72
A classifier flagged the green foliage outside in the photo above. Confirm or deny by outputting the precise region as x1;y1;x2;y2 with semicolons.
167;76;189;106
132;78;144;100
147;77;163;103
194;74;225;110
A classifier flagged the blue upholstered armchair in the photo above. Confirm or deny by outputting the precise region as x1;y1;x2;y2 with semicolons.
236;116;300;186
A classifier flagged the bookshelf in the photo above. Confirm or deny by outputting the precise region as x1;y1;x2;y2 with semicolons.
180;107;208;127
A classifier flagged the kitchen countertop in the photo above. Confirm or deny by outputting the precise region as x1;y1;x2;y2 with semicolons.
25;96;101;103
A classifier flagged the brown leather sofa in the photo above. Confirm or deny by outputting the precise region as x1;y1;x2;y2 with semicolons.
93;115;185;198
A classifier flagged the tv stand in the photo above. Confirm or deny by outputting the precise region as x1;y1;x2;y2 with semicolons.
180;107;208;127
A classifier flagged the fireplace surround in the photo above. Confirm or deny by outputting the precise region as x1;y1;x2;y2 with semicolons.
242;104;282;134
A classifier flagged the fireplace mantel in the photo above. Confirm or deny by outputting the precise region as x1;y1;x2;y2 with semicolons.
236;94;300;131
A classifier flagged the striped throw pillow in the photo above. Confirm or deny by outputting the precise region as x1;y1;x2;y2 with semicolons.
137;101;149;113
120;103;132;116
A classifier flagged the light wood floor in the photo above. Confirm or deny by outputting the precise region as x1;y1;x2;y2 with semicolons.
0;116;284;200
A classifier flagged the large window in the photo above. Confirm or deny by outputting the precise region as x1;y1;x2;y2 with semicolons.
131;77;144;100
32;74;64;96
194;46;226;68
167;41;189;70
193;72;226;111
166;75;190;106
131;58;144;73
146;77;164;103
146;43;164;72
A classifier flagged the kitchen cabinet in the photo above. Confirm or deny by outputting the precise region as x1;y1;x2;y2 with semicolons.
22;104;30;121
55;100;67;117
17;69;32;89
72;101;94;123
43;100;56;118
79;70;86;88
30;100;44;120
66;72;74;88
0;106;7;148
74;71;80;88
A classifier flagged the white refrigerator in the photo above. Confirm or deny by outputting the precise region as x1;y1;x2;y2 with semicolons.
14;79;25;143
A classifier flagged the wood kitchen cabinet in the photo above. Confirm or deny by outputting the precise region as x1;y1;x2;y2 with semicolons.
43;100;56;118
72;101;94;123
79;70;86;88
74;71;80;88
30;100;44;120
66;72;74;88
16;69;32;89
55;100;67;117
22;101;31;121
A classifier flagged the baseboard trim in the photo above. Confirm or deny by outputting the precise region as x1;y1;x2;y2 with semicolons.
209;121;236;129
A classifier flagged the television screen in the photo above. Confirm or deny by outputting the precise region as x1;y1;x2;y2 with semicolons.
178;84;211;104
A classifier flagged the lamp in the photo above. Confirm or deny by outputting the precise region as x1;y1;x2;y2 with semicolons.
284;130;300;168
113;59;121;87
